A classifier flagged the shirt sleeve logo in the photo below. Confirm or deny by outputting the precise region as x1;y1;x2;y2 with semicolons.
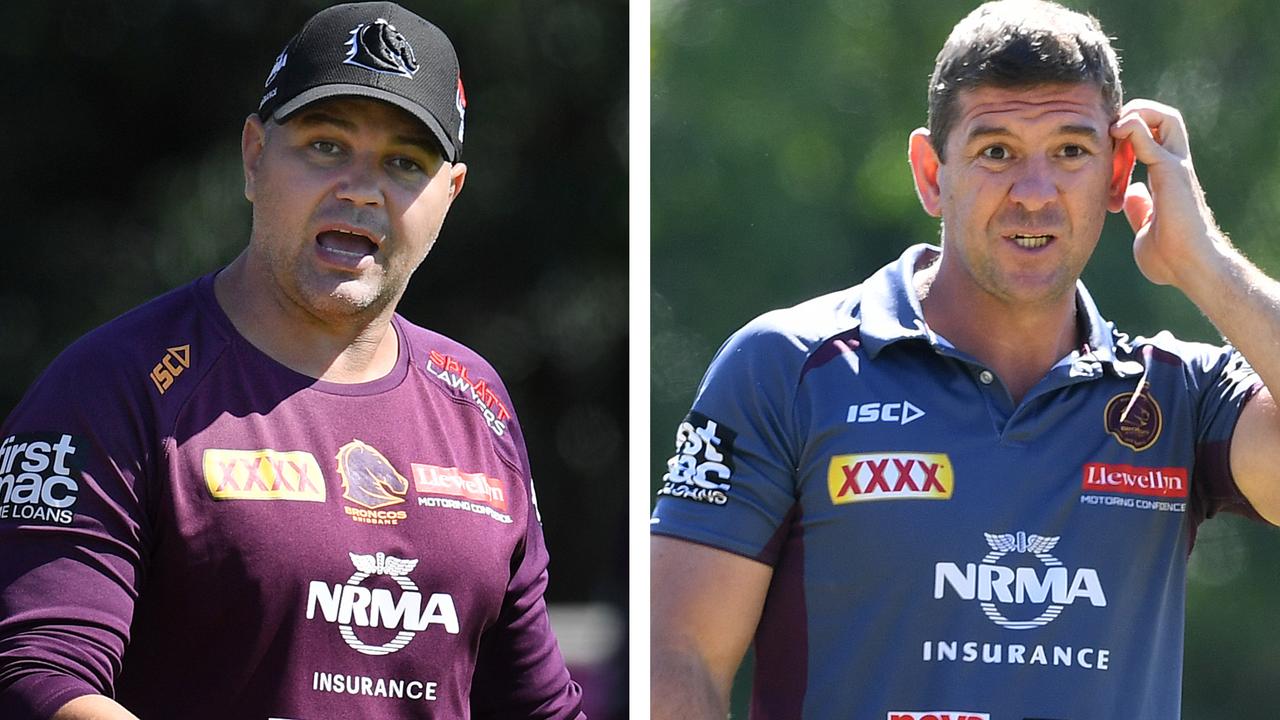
0;433;81;525
658;412;736;506
1103;387;1162;451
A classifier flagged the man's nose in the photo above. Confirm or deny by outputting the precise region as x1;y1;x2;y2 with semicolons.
1007;157;1057;212
335;158;384;206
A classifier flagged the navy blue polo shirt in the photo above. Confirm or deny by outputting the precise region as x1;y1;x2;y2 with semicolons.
652;244;1262;719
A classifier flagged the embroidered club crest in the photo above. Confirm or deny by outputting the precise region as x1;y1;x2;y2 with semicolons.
336;439;409;509
344;18;418;78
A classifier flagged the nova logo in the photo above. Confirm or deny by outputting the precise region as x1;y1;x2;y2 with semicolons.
935;531;1106;630
306;551;458;656
202;449;325;501
890;707;988;712
827;452;953;504
1082;462;1188;498
150;345;191;395
848;400;925;425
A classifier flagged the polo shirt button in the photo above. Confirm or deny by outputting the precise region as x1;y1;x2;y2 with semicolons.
978;370;994;384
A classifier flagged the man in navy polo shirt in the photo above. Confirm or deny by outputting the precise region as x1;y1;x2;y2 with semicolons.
652;1;1280;718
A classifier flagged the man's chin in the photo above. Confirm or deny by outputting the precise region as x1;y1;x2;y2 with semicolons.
297;279;388;319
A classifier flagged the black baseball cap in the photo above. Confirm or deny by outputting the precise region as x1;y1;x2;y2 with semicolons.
257;2;466;163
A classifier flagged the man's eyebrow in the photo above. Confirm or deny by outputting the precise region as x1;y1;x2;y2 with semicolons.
291;112;442;158
965;124;1102;142
293;111;356;131
391;134;443;158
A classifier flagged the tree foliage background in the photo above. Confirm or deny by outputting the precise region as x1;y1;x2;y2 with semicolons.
0;0;627;716
652;0;1280;716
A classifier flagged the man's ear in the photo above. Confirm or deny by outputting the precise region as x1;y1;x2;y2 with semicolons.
242;114;267;203
909;128;944;218
1108;137;1136;213
447;162;467;201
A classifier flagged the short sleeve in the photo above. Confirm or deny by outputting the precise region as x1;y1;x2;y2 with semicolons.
0;348;153;719
651;313;805;564
1183;339;1265;521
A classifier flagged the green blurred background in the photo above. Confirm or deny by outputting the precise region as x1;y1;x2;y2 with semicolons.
651;0;1280;717
0;1;626;717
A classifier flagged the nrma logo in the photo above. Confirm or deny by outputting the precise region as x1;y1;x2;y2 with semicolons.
934;531;1106;630
306;552;458;656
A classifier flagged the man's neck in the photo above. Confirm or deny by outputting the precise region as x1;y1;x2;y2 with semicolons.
213;253;400;384
915;260;1081;404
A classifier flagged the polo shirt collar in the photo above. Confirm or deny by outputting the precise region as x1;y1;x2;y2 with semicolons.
858;243;1142;378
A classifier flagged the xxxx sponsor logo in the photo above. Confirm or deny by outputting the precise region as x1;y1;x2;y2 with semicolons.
827;452;953;504
890;707;988;712
203;449;325;501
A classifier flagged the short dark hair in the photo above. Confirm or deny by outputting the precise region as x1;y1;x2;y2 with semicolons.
927;0;1122;159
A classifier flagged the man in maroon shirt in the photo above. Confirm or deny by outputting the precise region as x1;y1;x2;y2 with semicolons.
0;3;584;718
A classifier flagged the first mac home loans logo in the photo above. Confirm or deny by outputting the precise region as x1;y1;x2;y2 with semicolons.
0;433;81;525
659;412;736;506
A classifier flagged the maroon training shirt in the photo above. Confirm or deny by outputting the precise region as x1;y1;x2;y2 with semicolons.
0;273;584;719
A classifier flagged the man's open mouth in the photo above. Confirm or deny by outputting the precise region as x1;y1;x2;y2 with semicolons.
1009;233;1053;249
317;229;379;257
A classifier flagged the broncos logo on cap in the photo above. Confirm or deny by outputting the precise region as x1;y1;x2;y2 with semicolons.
344;18;418;78
336;439;409;509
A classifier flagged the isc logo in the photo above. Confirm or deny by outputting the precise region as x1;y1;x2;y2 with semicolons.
847;400;925;425
890;707;988;712
150;345;191;395
827;452;953;504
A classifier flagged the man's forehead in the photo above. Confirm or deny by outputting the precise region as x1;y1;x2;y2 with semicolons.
289;97;436;146
954;83;1112;135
